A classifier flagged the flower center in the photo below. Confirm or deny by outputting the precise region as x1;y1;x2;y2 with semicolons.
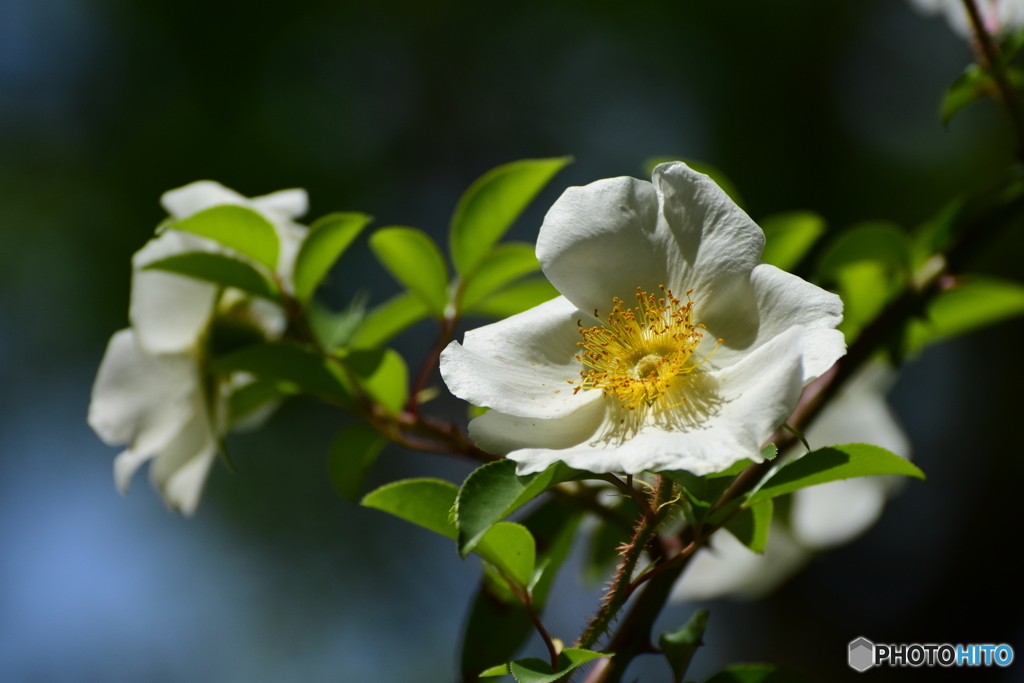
569;286;721;411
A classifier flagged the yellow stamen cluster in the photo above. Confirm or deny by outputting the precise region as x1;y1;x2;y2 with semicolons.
570;286;721;411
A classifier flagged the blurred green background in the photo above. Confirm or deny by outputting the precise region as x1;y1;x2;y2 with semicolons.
2;0;1023;681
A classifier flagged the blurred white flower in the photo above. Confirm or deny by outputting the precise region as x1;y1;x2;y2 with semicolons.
89;181;308;515
672;362;913;601
441;162;845;477
909;0;1024;38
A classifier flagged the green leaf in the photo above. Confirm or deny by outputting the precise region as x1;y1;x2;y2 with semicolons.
723;499;772;553
293;212;372;302
227;379;286;426
702;664;810;683
459;242;541;312
817;221;912;282
460;498;582;679
480;664;510;677
466;278;560;318
342;348;409;415
456;460;582;558
905;276;1024;354
361;478;459;540
143;252;281;302
362;480;538;587
659;610;708;683
211;342;354;407
759;211;825;272
746;443;924;507
450;157;571;275
307;292;368;351
350;291;431;348
508;649;611;683
475;522;536;588
369;227;450;317
938;64;1024;127
329;423;388;501
644;157;744;208
169;204;280;270
942;64;995;126
664;459;753;517
761;444;778;461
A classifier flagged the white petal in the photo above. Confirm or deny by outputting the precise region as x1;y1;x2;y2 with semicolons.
88;329;201;455
148;408;218;516
160;180;248;219
671;523;809;602
537;175;667;317
468;398;608;455
652;162;765;303
786;360;912;548
251;188;309;220
113;448;156;495
790;479;887;550
708;264;845;384
508;325;806;475
130;231;222;354
440;296;601;419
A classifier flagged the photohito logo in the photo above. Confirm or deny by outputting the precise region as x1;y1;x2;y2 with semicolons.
848;637;1014;672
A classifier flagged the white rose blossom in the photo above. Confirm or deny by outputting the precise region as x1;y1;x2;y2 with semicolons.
88;181;308;515
672;362;913;601
440;162;846;477
909;0;1024;38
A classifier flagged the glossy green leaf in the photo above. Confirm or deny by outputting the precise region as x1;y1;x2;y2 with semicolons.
227;379;285;426
307;293;368;351
211;342;354;407
905;276;1024;354
475;522;536;588
659;610;708;683
942;64;994;126
169;204;279;270
450;157;571;275
817;221;912;282
759;211;825;272
466;278;560;318
479;664;510;677
369;227;450;317
460;498;582;679
293;212;372;302
723;499;773;553
350;291;431;348
746;444;924;507
508;649;611;683
702;664;810;683
329;423;388;501
343;348;409;415
459;242;541;312
664;459;753;517
456;460;582;557
143;252;281;302
645;157;744;208
362;478;459;540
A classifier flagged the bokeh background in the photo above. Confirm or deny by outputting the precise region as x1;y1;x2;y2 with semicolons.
2;0;1023;681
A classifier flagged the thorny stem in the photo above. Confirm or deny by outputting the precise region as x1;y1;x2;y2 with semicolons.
576;476;671;651
962;0;1024;161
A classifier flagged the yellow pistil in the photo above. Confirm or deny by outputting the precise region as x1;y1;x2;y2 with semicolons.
569;286;721;412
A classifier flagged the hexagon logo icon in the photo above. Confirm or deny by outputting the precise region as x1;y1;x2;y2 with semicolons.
849;637;875;672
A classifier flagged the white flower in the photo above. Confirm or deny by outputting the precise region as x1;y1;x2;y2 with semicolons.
440;162;845;476
672;362;913;601
89;181;308;514
909;0;1024;38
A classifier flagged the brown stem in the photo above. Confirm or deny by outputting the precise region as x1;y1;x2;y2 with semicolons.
406;316;455;416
